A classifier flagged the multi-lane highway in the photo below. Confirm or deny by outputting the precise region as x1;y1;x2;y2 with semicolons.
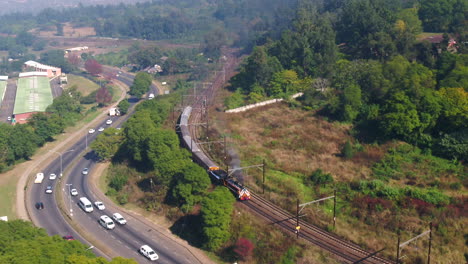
27;72;204;263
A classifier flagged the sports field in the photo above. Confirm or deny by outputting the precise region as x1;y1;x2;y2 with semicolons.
0;79;6;106
14;76;53;114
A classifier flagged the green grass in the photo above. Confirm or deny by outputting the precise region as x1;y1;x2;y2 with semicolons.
66;74;100;96
14;76;53;114
0;80;7;105
0;175;18;220
109;84;121;103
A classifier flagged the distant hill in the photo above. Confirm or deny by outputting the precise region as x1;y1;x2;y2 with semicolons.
0;0;149;15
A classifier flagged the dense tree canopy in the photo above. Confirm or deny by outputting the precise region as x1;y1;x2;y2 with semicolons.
129;72;152;98
91;128;124;161
0;220;136;264
200;187;235;251
0;88;83;172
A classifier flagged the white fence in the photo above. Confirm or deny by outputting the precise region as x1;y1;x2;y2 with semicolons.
225;93;303;113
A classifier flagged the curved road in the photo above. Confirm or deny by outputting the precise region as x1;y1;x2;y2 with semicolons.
27;72;203;263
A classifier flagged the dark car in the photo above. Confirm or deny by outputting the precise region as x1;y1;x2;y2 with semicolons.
35;202;44;210
62;235;75;241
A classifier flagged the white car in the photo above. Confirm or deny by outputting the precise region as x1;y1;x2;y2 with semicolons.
88;129;95;134
98;127;104;132
112;213;127;225
82;168;89;175
45;186;53;194
7;116;11;121
70;189;78;196
106;119;112;125
94;201;105;210
99;215;115;230
49;173;57;180
140;245;158;261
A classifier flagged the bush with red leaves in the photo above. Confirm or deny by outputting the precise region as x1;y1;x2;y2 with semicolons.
85;59;103;76
67;53;81;67
407;198;434;216
352;195;393;211
233;237;254;260
96;86;112;106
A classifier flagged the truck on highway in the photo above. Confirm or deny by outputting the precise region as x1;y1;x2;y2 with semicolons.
34;173;44;183
109;107;120;116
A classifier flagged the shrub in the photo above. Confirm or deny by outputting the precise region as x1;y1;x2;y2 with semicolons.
308;169;334;186
117;193;128;205
109;173;128;191
342;140;354;159
233;238;255;261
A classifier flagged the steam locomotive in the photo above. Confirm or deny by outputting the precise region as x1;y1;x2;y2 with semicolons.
179;106;251;200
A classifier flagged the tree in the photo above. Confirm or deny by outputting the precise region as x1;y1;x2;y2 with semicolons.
91;128;124;161
201;28;227;59
419;0;455;32
85;59;103;76
32;40;47;51
241;46;283;89
170;162;211;209
146;129;189;184
15;31;35;47
56;23;64;36
128;46;162;69
29;113;65;143
67;53;81;67
40;50;73;72
8;125;41;160
117;99;130;115
96;86;112;106
341;83;362;122
436;87;468;133
124;110;158;163
0;220;137;264
201;187;235;251
129;72;152;98
342;140;354;159
379;91;420;141
267;70;299;97
337;0;395;59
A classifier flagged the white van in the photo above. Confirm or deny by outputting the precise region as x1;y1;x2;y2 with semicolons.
140;245;158;261
78;197;93;213
98;215;115;230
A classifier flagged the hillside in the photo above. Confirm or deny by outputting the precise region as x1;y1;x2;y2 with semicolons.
214;102;467;263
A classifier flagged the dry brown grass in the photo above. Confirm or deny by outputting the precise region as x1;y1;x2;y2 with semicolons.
224;103;373;183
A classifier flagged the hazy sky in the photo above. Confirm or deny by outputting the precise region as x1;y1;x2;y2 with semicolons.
0;0;149;15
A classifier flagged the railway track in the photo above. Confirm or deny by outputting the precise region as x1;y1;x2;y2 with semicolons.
246;193;394;264
180;49;395;264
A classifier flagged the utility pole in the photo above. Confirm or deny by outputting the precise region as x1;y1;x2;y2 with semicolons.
296;199;300;238
262;159;266;194
49;149;74;177
333;189;337;229
65;183;73;217
396;235;400;264
427;222;432;264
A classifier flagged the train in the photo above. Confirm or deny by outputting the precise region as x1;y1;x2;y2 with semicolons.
179;106;251;200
